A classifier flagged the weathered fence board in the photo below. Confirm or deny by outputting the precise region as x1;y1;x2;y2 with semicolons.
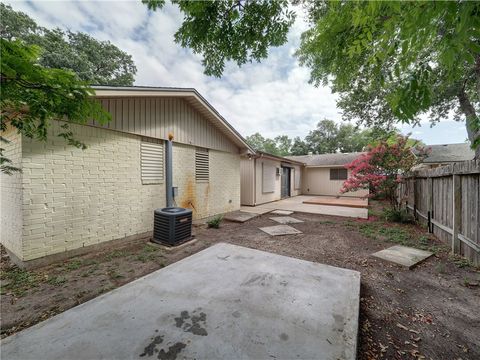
399;160;480;266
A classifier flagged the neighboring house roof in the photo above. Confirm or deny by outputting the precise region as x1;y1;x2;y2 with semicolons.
254;151;305;165
286;152;365;167
92;85;254;154
413;143;475;163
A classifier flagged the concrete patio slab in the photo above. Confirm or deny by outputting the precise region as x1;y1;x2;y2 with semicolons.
223;211;258;223
240;206;272;215
1;243;361;360
259;224;303;236
271;209;294;215
371;245;433;269
255;196;368;219
269;216;304;224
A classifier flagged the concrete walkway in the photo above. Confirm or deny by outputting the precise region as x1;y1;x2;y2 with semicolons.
247;195;368;219
1;243;361;360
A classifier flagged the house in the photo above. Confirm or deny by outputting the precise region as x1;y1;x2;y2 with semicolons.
0;86;253;267
286;152;368;198
240;152;303;206
412;143;475;169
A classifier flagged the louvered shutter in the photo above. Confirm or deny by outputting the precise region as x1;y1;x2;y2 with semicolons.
195;148;209;182
141;140;164;184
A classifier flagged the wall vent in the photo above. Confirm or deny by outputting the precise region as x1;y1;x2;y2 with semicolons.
195;148;209;182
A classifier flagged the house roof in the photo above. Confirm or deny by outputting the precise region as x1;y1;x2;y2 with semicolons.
413;143;475;163
254;151;305;165
92;85;254;153
286;152;365;167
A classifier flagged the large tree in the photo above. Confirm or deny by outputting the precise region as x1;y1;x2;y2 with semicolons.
1;3;137;86
1;40;111;174
143;1;480;156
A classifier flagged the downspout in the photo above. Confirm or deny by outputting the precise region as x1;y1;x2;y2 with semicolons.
166;133;174;207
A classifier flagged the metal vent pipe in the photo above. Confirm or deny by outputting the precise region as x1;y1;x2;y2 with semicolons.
166;135;173;207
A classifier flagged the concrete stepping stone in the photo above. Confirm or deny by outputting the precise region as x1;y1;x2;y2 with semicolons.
371;245;433;269
240;207;272;215
259;225;302;236
224;211;258;223
269;216;304;224
271;210;294;215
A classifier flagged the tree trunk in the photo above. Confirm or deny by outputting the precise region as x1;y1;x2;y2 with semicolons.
457;89;480;159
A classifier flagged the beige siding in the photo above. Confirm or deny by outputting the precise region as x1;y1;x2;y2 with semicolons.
96;97;239;154
240;158;255;205
302;167;368;197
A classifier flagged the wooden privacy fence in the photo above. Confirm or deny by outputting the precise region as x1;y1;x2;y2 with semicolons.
397;160;480;266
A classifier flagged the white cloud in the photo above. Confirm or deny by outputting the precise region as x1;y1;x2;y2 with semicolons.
5;0;468;144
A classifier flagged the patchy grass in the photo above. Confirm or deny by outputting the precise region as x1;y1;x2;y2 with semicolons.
104;249;130;261
0;268;42;297
47;276;67;286
449;254;475;269
63;259;82;271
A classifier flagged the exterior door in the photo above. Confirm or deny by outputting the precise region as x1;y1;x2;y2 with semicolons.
281;167;291;198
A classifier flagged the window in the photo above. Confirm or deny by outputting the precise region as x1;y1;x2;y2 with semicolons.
330;168;348;180
294;168;301;189
195;148;209;182
141;140;164;184
262;162;276;193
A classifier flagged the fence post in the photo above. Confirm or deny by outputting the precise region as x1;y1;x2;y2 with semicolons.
412;177;417;220
452;174;462;254
427;177;434;232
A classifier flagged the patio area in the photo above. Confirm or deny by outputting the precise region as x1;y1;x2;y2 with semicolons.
242;195;368;219
1;243;360;360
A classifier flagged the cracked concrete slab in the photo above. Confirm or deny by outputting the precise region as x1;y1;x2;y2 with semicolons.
269;216;304;224
259;224;303;236
1;243;361;360
371;245;433;269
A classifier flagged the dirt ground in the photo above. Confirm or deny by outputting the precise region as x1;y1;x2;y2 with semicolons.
1;200;479;359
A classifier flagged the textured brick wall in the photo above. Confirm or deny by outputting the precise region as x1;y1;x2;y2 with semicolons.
173;143;240;219
16;122;240;261
0;126;23;258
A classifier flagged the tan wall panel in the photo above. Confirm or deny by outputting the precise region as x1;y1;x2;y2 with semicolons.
240;158;255;206
302;167;368;197
96;97;239;154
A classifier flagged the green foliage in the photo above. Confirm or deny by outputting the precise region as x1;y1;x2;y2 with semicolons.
246;120;413;157
0;267;41;297
0;4;137;85
207;214;223;229
297;1;480;154
47;275;67;286
382;208;415;224
1;39;111;173
143;0;295;77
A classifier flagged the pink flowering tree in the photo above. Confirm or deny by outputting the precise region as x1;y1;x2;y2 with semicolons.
340;135;425;211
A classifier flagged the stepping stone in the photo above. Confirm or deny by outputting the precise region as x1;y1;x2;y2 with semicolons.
224;211;258;223
271;210;294;215
240;207;272;215
371;245;433;269
259;225;302;236
269;216;304;224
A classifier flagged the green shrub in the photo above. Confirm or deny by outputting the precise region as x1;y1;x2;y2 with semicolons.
207;215;223;229
383;208;415;224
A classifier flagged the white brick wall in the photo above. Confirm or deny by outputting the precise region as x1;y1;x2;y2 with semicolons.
0;126;23;258
5;122;240;262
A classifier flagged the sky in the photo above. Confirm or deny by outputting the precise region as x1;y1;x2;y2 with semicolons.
6;0;469;145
